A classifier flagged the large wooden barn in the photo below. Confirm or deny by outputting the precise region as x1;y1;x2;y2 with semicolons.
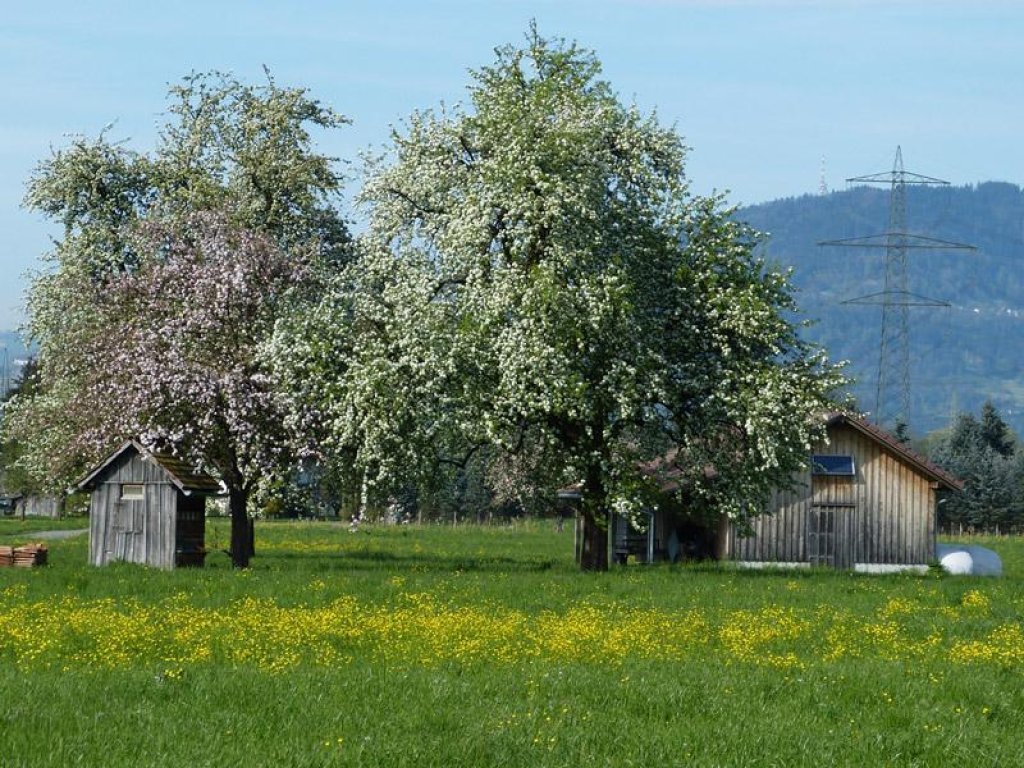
603;413;962;570
727;413;963;570
77;441;221;568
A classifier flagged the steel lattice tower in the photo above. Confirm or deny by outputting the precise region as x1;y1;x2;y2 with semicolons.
820;147;975;430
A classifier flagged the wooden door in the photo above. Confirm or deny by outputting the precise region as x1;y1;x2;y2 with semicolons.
112;502;142;563
808;476;855;567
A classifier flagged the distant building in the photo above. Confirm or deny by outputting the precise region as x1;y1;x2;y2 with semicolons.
14;495;62;519
727;413;962;571
0;489;61;519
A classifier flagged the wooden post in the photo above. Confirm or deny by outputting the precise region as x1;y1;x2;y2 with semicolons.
714;514;731;561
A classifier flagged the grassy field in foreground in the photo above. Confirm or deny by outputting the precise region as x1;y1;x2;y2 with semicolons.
1;520;1022;766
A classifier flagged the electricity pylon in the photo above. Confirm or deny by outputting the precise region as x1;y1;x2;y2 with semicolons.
819;147;975;430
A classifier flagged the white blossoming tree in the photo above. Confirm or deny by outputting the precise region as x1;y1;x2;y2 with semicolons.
277;29;844;570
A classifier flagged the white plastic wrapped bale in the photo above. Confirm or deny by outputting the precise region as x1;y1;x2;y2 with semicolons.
936;544;1003;576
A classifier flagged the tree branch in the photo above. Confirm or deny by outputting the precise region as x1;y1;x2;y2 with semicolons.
384;186;444;216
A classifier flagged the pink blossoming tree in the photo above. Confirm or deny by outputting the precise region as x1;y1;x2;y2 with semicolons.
4;73;349;566
93;215;314;566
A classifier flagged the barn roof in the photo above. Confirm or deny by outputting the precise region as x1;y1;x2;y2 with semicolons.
825;412;964;491
558;412;964;497
76;441;222;495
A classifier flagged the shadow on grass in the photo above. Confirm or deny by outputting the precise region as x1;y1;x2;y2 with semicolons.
256;548;560;574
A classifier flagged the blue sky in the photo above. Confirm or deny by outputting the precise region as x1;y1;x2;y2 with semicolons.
2;0;1022;329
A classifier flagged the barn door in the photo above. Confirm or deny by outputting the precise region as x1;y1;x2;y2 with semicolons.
807;505;837;566
808;475;855;568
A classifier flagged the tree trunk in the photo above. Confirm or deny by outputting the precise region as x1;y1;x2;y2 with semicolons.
228;486;252;569
579;507;608;571
578;460;609;571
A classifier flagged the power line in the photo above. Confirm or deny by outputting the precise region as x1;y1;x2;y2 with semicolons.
819;147;976;430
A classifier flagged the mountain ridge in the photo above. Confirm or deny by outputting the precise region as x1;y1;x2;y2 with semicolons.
741;181;1024;436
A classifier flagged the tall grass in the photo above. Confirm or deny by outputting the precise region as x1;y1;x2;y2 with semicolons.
1;520;1022;766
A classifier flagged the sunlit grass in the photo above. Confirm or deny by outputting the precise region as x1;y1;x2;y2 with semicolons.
1;520;1022;766
0;515;89;537
3;578;1022;673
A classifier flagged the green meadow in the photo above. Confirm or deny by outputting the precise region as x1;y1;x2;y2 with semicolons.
1;519;1022;767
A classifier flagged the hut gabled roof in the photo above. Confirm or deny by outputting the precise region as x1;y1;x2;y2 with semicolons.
76;441;222;495
825;412;964;491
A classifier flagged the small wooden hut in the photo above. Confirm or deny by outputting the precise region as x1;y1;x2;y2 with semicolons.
77;441;221;568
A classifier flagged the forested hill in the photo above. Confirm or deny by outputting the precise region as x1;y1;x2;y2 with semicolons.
740;181;1024;437
0;331;31;395
0;331;29;358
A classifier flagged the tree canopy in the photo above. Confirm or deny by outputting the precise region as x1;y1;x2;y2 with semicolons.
273;29;844;569
4;72;349;566
8;34;848;571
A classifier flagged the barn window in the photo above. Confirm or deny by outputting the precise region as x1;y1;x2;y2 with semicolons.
120;484;145;501
811;455;855;477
